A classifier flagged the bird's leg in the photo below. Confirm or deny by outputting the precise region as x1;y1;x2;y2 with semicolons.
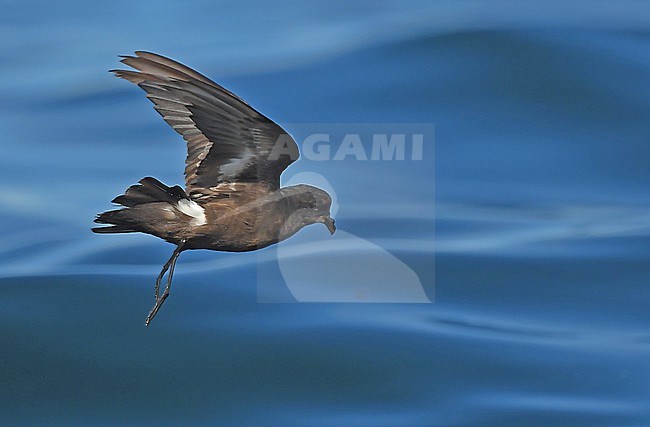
154;252;176;300
146;240;186;327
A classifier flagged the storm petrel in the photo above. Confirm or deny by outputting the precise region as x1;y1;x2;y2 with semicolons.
93;51;335;326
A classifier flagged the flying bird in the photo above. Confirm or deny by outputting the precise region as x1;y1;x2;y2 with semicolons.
93;51;336;326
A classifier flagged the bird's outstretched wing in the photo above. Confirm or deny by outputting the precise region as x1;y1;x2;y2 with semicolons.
112;51;299;198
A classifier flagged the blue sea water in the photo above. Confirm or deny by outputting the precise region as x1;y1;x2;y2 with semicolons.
1;1;650;425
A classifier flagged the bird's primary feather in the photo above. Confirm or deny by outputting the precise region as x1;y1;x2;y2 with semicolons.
112;51;300;198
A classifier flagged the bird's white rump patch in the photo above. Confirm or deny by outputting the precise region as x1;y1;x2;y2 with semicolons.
177;199;207;226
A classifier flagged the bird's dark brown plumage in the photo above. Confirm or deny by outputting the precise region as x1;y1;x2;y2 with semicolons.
93;51;335;326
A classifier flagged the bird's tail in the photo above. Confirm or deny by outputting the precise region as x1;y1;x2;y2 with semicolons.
92;177;187;234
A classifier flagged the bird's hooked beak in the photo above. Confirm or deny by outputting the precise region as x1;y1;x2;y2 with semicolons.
321;216;336;234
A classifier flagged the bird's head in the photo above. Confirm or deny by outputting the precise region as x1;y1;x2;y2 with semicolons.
284;185;336;235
